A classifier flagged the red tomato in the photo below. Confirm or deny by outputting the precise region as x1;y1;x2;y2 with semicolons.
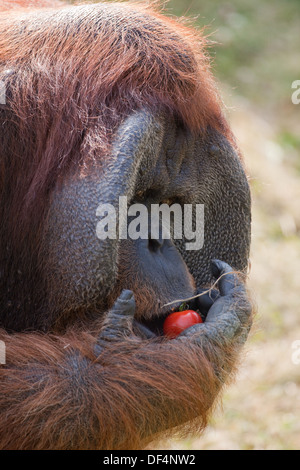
163;310;203;339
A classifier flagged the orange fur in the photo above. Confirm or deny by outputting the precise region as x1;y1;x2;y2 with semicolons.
0;0;246;450
0;326;240;449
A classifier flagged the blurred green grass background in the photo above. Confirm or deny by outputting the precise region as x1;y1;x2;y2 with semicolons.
154;0;300;450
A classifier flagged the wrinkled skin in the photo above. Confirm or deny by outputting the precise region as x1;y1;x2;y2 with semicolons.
97;260;252;352
42;111;251;331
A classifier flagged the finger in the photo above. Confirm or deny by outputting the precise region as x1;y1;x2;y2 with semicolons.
195;288;220;315
102;289;135;332
204;293;252;345
177;310;242;347
211;259;240;296
176;322;205;339
107;289;136;317
95;290;136;355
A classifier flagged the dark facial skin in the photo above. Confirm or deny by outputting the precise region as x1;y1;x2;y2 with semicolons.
132;236;195;311
96;259;252;360
39;110;251;334
115;234;196;338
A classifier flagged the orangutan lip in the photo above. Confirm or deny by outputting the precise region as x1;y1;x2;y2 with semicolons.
139;313;168;337
135;302;184;338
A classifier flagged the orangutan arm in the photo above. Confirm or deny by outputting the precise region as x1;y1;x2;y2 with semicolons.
0;262;252;450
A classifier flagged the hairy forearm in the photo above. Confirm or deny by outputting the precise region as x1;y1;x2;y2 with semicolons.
0;327;230;450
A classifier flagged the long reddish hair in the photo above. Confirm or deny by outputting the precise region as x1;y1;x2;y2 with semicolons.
0;1;232;238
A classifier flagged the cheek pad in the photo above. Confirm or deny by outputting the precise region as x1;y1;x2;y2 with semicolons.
176;132;251;286
42;114;251;317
